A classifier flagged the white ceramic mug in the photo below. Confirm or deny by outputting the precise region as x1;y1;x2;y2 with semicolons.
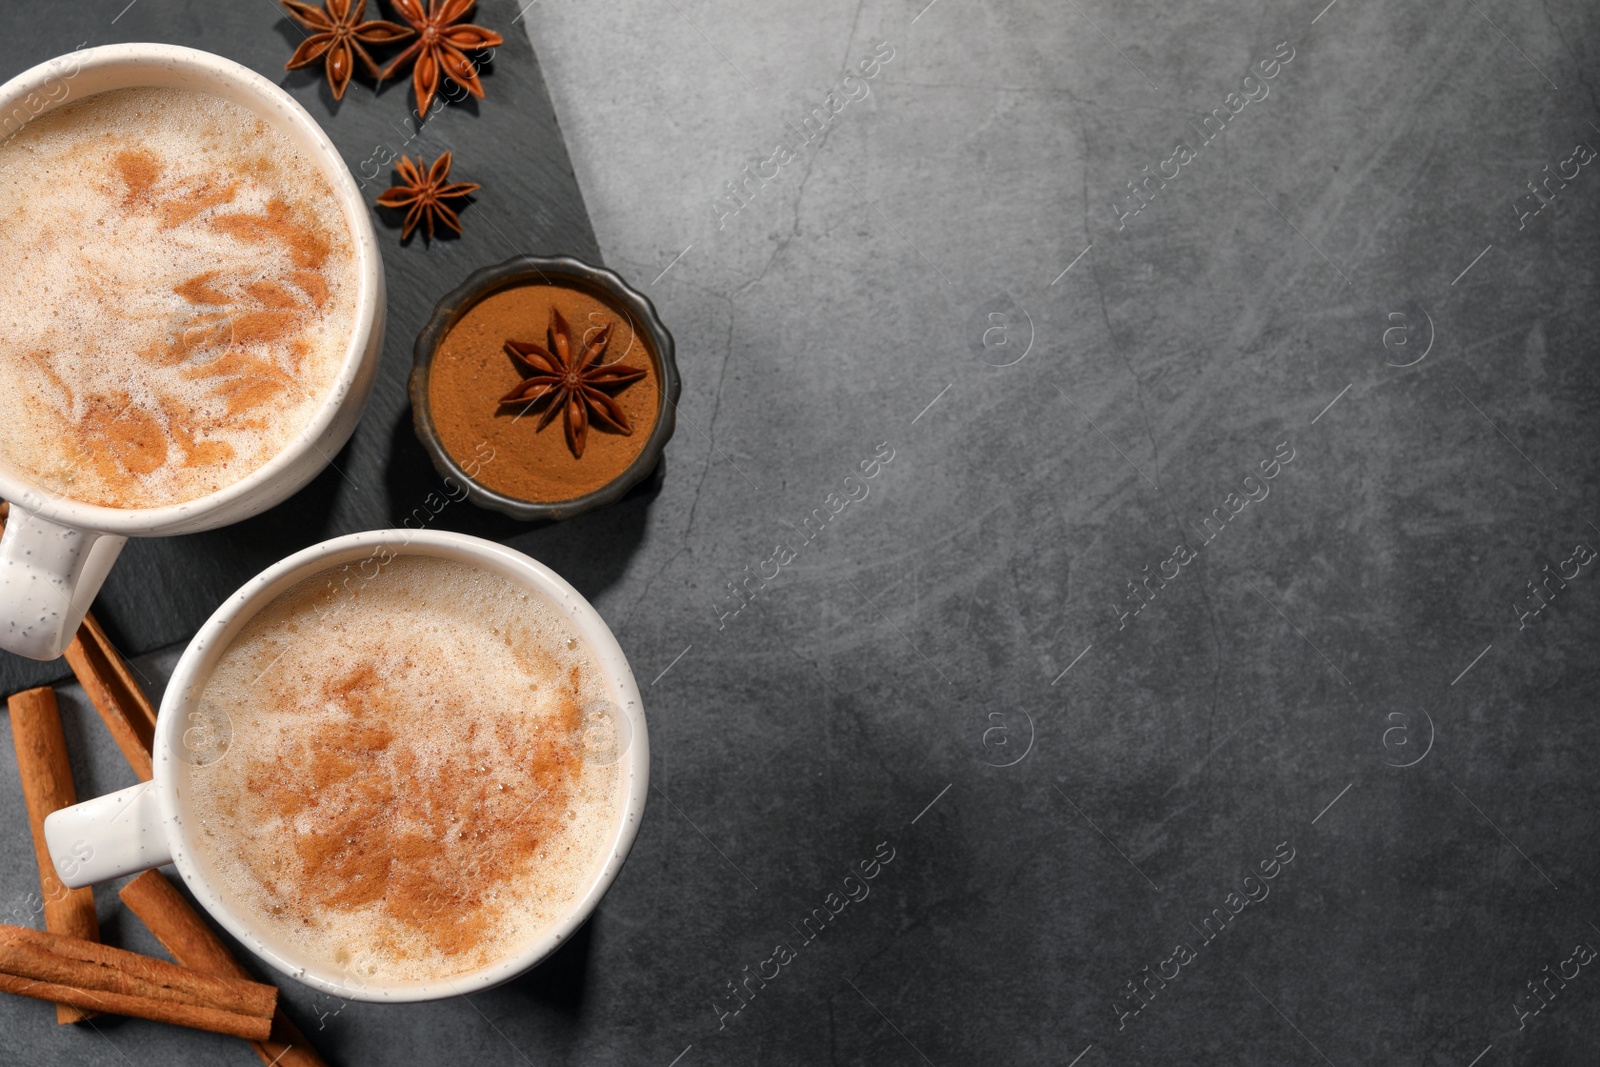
0;44;386;660
43;530;650;1002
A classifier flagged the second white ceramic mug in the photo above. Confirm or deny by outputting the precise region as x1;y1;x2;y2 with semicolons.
0;43;386;660
43;530;650;1002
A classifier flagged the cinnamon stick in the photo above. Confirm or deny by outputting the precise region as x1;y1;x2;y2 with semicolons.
6;687;101;1025
0;923;275;1040
0;972;273;1041
63;612;158;782
121;872;328;1067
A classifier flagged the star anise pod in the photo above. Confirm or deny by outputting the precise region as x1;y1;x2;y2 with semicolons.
374;153;479;241
282;0;413;100
499;309;648;458
380;0;504;118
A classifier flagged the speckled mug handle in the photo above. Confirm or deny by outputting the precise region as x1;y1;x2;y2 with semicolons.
44;780;170;888
0;504;126;660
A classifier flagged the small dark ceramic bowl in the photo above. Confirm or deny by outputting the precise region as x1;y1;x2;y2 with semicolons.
409;255;681;522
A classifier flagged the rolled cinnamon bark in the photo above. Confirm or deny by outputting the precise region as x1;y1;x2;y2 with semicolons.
0;923;276;1040
62;612;159;781
121;871;327;1066
0;972;273;1041
6;686;101;1025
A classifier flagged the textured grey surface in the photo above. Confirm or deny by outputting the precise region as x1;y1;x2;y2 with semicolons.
6;0;1600;1064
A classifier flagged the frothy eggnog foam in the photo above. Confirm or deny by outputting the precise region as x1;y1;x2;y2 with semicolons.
184;555;623;985
0;86;357;509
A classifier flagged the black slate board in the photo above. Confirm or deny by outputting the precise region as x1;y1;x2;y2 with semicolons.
0;0;604;693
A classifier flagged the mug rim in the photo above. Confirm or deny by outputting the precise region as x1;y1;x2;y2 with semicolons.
150;529;650;1002
0;43;384;534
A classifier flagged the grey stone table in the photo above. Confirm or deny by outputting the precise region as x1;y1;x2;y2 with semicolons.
5;0;1600;1064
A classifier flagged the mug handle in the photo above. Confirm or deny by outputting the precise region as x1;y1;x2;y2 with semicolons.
43;781;172;889
0;504;126;660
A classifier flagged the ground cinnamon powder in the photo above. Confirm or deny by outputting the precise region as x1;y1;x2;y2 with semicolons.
242;661;587;964
428;283;660;503
65;145;340;503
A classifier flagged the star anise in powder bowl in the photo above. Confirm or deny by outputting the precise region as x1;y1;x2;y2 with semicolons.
375;152;479;241
282;0;413;100
380;0;505;118
499;309;648;459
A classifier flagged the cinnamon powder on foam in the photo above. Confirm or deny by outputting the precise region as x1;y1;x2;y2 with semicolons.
185;556;622;984
0;87;356;509
428;284;661;503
